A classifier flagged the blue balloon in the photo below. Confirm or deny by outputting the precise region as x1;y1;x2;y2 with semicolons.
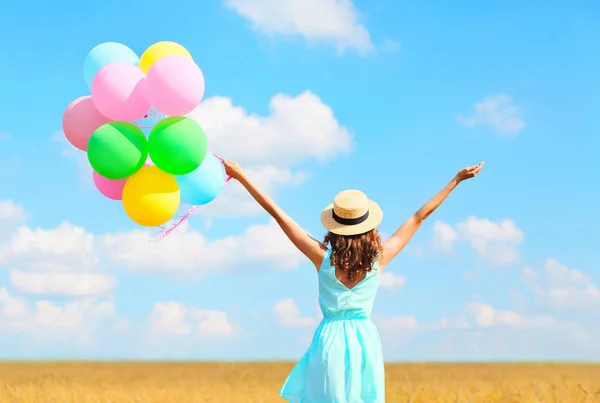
83;42;140;89
177;152;226;206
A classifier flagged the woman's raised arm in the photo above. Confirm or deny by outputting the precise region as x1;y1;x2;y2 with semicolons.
223;160;326;269
379;162;484;269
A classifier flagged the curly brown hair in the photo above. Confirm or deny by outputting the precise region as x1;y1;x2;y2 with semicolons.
323;229;383;282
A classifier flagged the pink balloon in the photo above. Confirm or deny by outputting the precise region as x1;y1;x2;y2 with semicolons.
62;96;111;151
93;170;127;200
146;55;205;116
91;62;151;121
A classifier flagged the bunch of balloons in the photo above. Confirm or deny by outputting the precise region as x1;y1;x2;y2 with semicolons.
62;41;228;228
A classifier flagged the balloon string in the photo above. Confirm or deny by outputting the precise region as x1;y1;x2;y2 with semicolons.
213;153;233;183
150;206;199;243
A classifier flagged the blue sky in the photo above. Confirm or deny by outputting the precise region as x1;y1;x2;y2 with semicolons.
0;0;599;361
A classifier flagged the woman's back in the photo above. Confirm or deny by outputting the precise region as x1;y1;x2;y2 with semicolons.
318;248;380;320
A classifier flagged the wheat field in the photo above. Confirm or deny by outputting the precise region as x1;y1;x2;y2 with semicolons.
0;362;599;402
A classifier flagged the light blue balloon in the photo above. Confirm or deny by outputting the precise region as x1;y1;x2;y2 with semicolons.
83;42;140;89
177;152;226;206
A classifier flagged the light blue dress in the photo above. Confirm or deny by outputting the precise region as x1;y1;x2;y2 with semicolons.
279;249;385;403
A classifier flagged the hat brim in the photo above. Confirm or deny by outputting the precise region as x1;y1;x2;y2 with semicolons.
321;200;383;236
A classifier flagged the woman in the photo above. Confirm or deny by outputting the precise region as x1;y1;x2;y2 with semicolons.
222;159;484;403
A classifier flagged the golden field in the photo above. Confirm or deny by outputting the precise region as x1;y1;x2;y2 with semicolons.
0;361;599;402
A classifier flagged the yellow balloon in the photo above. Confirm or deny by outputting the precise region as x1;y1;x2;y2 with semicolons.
138;41;193;74
122;165;180;227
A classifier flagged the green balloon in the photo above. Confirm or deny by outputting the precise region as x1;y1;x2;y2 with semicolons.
148;117;208;176
87;122;148;180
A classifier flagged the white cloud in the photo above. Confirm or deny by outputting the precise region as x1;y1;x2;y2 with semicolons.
0;222;100;272
0;200;27;239
545;286;600;310
432;221;457;252
457;94;525;135
464;301;554;329
0;200;26;223
30;297;115;336
457;217;523;248
523;259;600;312
0;205;112;299
0;288;28;320
274;298;317;327
188;91;352;167
0;288;115;339
224;0;374;53
148;301;235;337
379;271;406;290
101;219;304;274
438;316;471;330
457;217;523;266
193;310;236;337
542;258;590;287
522;266;537;284
148;301;191;335
9;271;116;298
0;201;307;282
433;217;523;266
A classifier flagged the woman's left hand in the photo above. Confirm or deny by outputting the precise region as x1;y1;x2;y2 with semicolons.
222;159;246;181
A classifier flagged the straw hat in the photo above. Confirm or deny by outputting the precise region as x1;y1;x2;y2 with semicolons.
321;189;383;236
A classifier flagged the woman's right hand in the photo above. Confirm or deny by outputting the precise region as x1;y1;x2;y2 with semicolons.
222;159;246;181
